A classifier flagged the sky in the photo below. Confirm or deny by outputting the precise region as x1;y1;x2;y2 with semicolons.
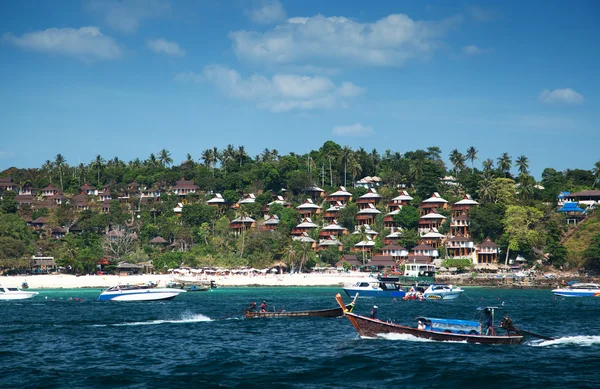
0;0;598;178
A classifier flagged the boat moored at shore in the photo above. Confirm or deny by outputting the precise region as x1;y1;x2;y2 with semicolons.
552;282;600;297
423;284;464;300
343;277;406;298
0;285;39;300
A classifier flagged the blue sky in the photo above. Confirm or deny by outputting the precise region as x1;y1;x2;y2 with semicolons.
1;0;598;178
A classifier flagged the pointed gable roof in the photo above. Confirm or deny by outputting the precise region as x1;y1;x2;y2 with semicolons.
454;194;479;206
358;203;381;214
420;210;447;219
422;192;448;204
328;186;352;197
476;237;498;248
448;233;471;242
296;217;318;228
172;178;198;190
297;198;321;210
392;190;413;202
454;212;470;221
207;193;226;204
359;188;381;199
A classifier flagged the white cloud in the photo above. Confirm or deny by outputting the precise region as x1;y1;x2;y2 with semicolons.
229;13;462;67
2;27;122;61
538;88;584;105
0;151;15;159
86;0;170;33
247;0;286;24
462;44;486;55
332;123;374;136
146;38;185;56
176;65;365;112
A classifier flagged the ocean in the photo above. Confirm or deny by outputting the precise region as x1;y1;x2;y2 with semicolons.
1;287;599;389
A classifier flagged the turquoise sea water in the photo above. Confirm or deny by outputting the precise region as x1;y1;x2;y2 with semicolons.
1;287;600;389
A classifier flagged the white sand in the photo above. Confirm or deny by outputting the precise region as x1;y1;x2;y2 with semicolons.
1;272;368;289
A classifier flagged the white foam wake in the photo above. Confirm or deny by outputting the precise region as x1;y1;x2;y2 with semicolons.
530;335;600;347
377;333;451;343
91;313;212;327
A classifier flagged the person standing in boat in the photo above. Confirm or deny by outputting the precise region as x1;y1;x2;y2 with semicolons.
484;309;495;335
370;305;378;319
260;301;268;312
246;302;257;313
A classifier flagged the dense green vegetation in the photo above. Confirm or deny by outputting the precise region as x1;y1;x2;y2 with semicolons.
0;143;599;273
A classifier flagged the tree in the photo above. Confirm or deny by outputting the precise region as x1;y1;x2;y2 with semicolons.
55;153;66;190
497;153;512;177
339;146;353;187
593;161;600;188
392;206;420;230
466;146;478;171
159;149;173;167
103;229;136;260
502;205;544;265
0;190;18;214
516;155;529;175
93;154;104;186
469;203;506;242
582;233;600;271
488;178;517;205
449;149;466;174
482;158;494;172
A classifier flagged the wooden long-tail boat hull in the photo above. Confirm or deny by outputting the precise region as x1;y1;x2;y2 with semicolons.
245;305;352;319
344;313;524;344
335;294;524;345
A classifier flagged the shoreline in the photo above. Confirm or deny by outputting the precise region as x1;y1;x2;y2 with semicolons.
0;273;570;290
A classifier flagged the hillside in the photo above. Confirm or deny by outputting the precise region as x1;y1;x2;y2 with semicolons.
564;210;600;266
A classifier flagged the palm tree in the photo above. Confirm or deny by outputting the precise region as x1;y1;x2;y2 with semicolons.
339;146;353;187
146;153;158;167
158;149;173;167
201;149;212;169
426;146;442;161
55;154;66;190
466;146;478;171
212;147;219;176
410;159;423;182
349;156;362;185
42;160;54;183
593;161;600;188
449;149;466;174
516;155;529;175
357;225;369;265
92;155;104;186
518;174;535;201
477;174;494;203
482;158;494;173
497;153;512;177
237;145;248;167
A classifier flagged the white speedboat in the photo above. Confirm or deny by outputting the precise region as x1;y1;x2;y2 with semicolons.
423;284;464;300
552;283;600;297
343;277;406;298
98;285;186;301
0;285;39;300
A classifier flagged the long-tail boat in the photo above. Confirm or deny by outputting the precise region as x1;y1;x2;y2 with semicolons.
245;296;357;319
335;293;535;345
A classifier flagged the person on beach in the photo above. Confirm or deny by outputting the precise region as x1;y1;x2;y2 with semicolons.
370;305;378;319
260;301;268;312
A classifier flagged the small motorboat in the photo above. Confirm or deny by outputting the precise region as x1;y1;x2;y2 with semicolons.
184;284;210;292
98;284;186;301
552;282;600;297
343;276;406;298
423;284;464;300
0;285;39;300
334;294;550;345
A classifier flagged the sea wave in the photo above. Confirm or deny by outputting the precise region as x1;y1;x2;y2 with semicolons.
91;312;212;327
530;335;600;347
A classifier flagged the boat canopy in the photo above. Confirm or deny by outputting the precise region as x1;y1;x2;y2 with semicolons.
417;317;481;328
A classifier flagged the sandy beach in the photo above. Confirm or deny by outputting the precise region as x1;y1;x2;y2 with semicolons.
1;272;369;289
